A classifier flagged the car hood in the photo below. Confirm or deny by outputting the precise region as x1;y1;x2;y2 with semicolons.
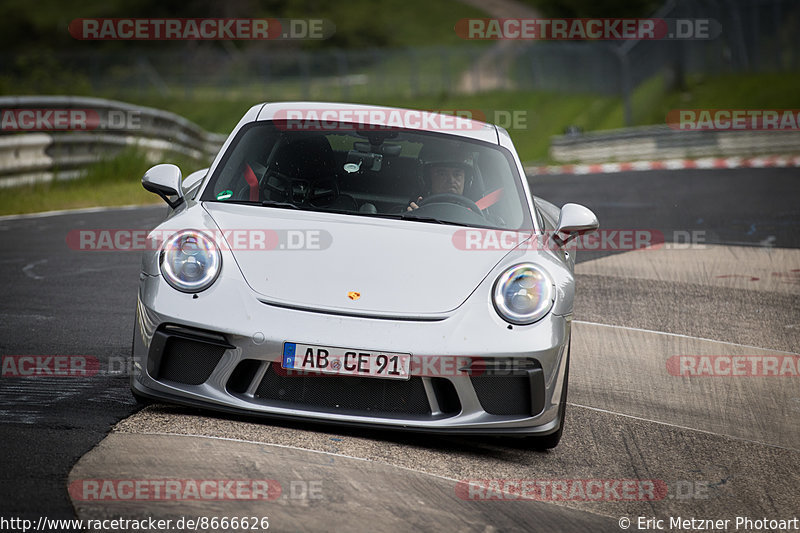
204;203;530;317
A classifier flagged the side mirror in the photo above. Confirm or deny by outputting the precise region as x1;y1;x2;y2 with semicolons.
143;164;184;208
555;203;599;245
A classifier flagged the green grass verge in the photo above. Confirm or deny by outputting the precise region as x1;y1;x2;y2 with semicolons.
0;148;203;216
589;72;800;130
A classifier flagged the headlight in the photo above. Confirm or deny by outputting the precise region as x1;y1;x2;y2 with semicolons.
159;230;222;293
492;263;555;325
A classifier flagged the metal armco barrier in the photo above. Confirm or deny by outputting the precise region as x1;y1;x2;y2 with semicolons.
0;96;227;187
550;125;800;164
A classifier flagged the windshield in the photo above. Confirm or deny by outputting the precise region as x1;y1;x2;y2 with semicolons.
200;121;532;230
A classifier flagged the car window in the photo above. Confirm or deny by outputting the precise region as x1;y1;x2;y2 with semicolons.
201;121;532;230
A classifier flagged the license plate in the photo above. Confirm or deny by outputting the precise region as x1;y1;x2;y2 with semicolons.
281;342;411;380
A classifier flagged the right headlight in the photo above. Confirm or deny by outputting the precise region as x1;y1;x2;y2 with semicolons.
159;230;222;293
492;263;555;325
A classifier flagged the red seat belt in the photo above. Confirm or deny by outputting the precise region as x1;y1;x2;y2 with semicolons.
244;164;259;201
476;188;503;210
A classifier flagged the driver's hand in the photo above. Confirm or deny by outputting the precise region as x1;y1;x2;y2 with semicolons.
406;196;423;211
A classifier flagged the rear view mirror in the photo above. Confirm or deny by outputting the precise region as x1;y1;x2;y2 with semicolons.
344;150;382;173
143;164;184;208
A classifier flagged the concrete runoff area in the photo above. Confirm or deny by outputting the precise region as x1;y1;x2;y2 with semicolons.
570;321;799;449
570;244;800;450
72;404;799;530
575;244;800;296
69;433;620;532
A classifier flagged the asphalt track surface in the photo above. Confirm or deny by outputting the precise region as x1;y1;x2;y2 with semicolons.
0;167;798;531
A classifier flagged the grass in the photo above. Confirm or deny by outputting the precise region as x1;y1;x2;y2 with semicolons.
0;148;203;216
588;71;800;129
0;179;161;216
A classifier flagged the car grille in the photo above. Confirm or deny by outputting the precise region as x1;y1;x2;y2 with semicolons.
469;359;545;416
158;337;226;385
149;325;232;386
249;364;432;417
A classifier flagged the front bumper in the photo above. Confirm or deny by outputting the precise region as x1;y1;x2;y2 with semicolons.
132;272;571;436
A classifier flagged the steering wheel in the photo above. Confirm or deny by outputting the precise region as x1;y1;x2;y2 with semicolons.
418;193;482;215
262;170;316;204
262;169;294;201
263;170;341;206
307;177;340;206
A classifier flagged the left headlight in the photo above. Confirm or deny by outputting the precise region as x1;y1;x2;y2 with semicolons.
492;263;555;325
159;230;222;293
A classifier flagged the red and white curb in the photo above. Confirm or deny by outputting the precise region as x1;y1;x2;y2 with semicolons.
525;154;800;176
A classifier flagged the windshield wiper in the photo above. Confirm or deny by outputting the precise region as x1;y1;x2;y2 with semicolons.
213;199;259;206
261;200;300;209
208;199;301;210
400;214;472;227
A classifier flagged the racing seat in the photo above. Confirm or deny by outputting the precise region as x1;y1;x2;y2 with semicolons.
263;135;357;210
270;135;337;181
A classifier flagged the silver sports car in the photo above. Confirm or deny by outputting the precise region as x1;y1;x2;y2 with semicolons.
131;102;598;449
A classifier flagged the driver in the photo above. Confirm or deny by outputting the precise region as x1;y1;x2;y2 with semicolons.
407;163;467;210
406;143;474;211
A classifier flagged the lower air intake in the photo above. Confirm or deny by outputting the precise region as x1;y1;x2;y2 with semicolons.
254;365;431;417
158;337;226;386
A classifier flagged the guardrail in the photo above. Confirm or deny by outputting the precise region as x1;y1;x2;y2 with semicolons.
550;125;800;164
0;96;227;187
